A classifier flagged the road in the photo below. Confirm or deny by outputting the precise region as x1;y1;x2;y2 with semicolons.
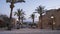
0;28;60;34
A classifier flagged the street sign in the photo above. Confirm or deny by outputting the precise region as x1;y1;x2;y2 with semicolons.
6;0;25;3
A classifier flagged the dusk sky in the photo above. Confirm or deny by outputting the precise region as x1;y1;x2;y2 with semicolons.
0;0;60;22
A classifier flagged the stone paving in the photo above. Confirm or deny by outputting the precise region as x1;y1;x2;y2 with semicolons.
0;28;60;34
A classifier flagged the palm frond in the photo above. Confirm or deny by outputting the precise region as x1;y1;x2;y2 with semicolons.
14;12;17;16
30;13;35;19
35;5;45;14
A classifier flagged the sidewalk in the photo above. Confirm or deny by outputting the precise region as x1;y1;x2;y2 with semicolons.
0;28;60;34
0;28;7;31
0;28;60;31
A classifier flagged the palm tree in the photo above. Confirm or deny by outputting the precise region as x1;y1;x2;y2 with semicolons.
6;0;25;30
7;0;25;20
31;14;35;24
14;9;25;24
21;15;25;24
35;5;45;29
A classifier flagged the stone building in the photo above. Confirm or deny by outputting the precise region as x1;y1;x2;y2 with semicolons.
0;18;5;27
39;8;60;29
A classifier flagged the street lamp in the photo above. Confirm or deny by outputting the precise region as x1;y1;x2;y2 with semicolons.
16;18;19;21
6;0;25;30
51;15;54;30
53;22;55;25
51;16;54;19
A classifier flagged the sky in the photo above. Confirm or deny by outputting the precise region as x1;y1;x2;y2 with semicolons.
0;0;60;22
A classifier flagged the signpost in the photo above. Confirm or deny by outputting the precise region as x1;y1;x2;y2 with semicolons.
6;0;25;30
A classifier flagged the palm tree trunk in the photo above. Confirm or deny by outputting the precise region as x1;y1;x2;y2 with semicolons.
22;18;23;24
10;8;12;19
8;2;14;30
18;16;20;23
40;13;43;29
8;7;13;30
38;14;43;29
33;18;34;25
38;16;40;29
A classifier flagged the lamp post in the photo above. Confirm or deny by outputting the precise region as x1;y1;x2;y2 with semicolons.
51;15;54;30
16;18;19;21
6;0;25;30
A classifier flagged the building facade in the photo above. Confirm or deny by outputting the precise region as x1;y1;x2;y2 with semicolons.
39;8;60;29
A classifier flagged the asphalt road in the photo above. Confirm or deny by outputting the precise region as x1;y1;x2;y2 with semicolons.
0;29;60;34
